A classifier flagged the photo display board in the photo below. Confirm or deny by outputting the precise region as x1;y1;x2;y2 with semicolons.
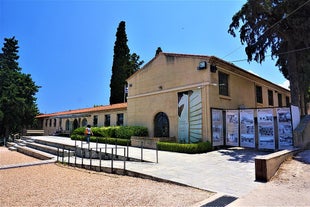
257;108;275;150
240;109;255;148
276;108;293;149
226;110;239;146
211;109;224;146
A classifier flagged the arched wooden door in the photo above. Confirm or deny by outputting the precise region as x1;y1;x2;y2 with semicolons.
154;112;169;137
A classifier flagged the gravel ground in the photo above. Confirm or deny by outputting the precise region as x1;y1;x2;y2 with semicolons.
229;150;310;206
0;147;214;207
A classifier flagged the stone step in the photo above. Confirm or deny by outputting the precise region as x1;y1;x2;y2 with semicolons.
25;142;75;157
8;146;17;151
16;146;56;160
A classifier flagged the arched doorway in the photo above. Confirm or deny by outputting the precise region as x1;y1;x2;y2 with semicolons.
73;119;79;130
154;112;169;137
82;118;88;127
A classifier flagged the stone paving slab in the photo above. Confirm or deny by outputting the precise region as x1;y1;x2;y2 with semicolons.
25;136;269;197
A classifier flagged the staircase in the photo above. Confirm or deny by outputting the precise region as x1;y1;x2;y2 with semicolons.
6;137;74;160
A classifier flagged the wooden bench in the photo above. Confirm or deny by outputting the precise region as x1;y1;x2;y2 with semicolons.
25;129;45;136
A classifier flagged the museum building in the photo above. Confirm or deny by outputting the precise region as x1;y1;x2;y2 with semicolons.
37;52;291;145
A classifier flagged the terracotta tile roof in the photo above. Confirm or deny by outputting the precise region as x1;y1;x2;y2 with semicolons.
36;103;127;118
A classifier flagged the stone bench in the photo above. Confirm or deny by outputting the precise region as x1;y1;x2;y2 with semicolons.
255;148;301;182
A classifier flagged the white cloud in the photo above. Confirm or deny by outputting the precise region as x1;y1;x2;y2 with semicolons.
279;80;290;90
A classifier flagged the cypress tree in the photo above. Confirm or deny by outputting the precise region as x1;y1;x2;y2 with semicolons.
109;21;131;104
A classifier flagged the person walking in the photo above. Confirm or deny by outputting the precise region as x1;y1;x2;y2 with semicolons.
85;124;93;143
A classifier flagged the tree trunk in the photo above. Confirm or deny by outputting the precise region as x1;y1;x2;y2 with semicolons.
287;40;303;114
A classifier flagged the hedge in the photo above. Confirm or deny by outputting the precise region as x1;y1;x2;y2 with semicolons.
71;135;130;146
157;141;212;154
71;126;148;140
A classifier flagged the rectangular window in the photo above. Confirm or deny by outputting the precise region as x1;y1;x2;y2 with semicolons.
256;86;263;104
104;114;110;127
286;96;290;106
278;93;283;107
218;71;229;96
93;115;98;127
268;90;274;106
117;113;124;126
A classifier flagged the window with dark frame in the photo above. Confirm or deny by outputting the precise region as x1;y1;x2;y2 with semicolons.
218;71;229;96
268;90;274;106
104;114;111;127
278;93;283;107
93;115;98;127
286;96;290;106
256;85;263;104
117;113;124;126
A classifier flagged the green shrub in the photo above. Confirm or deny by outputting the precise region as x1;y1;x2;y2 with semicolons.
101;126;118;138
115;126;148;139
71;126;147;139
71;135;130;146
71;127;85;136
157;141;212;154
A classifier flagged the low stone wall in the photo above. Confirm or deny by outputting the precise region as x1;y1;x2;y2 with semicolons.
131;136;176;149
255;148;301;182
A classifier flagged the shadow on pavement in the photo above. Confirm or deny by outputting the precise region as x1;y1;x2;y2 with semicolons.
217;147;270;163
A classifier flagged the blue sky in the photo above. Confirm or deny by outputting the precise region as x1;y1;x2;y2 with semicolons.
0;0;289;114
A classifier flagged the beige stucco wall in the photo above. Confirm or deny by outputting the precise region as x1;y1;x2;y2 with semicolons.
41;109;127;135
127;53;291;142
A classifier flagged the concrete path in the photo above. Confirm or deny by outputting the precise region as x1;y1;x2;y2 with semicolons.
28;136;269;199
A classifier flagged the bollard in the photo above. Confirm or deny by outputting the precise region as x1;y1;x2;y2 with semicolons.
115;139;117;156
57;147;59;162
74;146;77;166
127;140;129;160
99;148;102;171
68;149;70;166
62;145;65;163
156;143;159;163
96;138;98;151
123;147;126;172
90;148;92;169
140;141;143;162
81;149;84;168
111;148;114;173
105;138;107;154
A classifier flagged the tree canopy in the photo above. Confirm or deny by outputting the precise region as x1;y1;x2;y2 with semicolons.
0;37;40;137
109;21;143;104
228;0;310;114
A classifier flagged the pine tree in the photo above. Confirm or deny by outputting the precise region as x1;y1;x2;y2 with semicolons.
228;0;310;114
0;37;40;137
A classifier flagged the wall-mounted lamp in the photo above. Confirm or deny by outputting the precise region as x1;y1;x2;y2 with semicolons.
197;61;207;70
210;64;217;73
